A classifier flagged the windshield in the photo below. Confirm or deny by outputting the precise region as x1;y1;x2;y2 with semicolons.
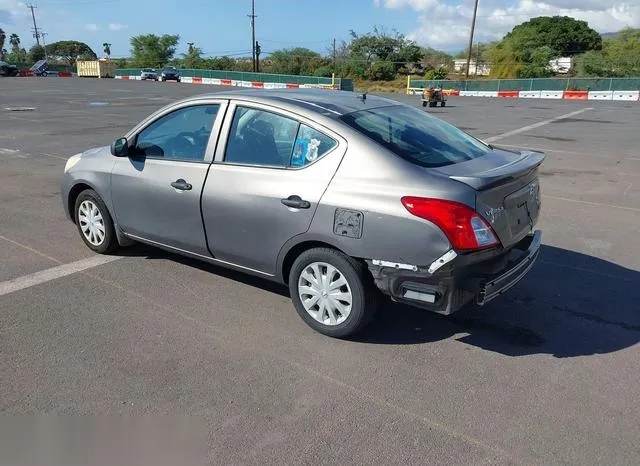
341;105;491;168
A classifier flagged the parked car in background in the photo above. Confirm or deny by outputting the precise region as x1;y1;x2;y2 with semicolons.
140;68;158;81
160;66;180;82
61;90;544;338
0;61;19;77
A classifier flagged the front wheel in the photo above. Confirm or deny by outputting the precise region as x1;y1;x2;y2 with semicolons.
289;248;377;338
74;189;118;254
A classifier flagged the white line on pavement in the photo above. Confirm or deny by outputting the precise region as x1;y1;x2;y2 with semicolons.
485;108;593;143
495;143;640;161
0;255;122;297
544;195;640;212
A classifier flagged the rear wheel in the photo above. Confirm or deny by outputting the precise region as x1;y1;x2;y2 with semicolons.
289;248;377;338
74;189;118;254
441;101;446;107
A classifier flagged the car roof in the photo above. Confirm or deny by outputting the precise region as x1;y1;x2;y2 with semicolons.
178;89;399;118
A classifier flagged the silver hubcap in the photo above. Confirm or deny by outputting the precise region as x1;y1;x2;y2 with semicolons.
298;262;353;326
78;200;105;246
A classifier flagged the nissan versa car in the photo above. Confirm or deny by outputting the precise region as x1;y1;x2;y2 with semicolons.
61;90;544;337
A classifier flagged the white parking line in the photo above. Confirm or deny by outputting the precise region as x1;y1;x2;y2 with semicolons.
0;255;122;297
485;108;593;143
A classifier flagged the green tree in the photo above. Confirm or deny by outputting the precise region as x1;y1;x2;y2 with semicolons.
576;28;640;77
424;67;448;80
47;40;97;66
29;44;46;62
0;29;6;58
487;16;602;78
267;47;325;75
180;45;204;69
9;33;20;53
348;27;423;79
506;16;601;57
130;34;179;68
205;56;236;71
421;47;452;71
517;46;555;78
103;43;111;57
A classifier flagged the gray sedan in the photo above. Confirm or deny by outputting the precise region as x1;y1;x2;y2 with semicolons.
61;90;543;337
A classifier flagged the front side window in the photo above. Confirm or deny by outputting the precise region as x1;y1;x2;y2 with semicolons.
224;106;337;168
134;104;219;161
341;105;491;168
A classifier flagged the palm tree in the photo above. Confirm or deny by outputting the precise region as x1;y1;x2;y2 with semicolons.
0;29;6;57
9;33;20;53
103;42;111;58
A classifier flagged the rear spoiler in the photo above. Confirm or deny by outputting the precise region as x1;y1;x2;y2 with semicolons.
448;150;545;191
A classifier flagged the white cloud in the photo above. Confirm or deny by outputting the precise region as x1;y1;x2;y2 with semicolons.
108;23;127;31
377;0;640;50
85;23;100;32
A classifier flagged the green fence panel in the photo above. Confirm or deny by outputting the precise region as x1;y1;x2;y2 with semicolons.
610;78;640;91
409;77;640;92
113;67;355;89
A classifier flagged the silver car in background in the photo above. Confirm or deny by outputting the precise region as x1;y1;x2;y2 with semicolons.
61;90;544;337
140;68;158;81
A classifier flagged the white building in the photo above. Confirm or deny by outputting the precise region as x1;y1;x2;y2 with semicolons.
549;57;572;74
453;59;491;76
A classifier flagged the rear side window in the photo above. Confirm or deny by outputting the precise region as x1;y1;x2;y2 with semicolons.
340;105;490;168
290;124;337;167
224;106;337;168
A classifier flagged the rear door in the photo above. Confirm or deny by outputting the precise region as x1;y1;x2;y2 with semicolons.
201;102;346;275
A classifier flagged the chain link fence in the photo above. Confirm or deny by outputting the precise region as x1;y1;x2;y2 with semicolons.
410;78;640;91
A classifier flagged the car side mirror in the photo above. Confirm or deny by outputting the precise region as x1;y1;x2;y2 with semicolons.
110;137;129;157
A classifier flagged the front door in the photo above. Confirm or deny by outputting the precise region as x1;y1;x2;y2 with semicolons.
201;103;346;274
111;102;225;256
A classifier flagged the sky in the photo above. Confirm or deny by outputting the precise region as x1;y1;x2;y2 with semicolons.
1;0;639;57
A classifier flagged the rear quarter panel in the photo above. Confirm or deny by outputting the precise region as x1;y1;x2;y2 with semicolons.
280;130;476;269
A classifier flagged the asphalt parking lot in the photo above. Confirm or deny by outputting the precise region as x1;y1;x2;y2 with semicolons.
1;77;639;465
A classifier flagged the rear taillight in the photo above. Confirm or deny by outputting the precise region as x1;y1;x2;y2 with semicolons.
401;197;500;251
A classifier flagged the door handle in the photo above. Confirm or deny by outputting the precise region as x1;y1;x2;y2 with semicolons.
281;195;311;209
171;179;192;191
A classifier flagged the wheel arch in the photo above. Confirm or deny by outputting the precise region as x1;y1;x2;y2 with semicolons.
278;236;355;284
68;182;97;224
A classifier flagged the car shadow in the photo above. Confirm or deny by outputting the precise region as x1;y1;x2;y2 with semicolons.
354;245;640;358
118;244;639;358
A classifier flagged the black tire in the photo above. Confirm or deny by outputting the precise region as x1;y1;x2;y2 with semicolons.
422;101;427;107
289;248;377;338
74;189;118;254
441;101;446;107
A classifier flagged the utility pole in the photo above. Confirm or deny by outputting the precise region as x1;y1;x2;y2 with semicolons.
40;31;48;60
248;0;256;71
255;41;261;72
332;38;336;69
465;0;479;79
28;4;41;46
474;42;480;77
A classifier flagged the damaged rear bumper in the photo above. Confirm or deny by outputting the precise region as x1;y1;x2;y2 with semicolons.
366;230;542;315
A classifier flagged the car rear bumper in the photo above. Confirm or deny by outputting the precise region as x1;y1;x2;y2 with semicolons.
367;230;542;315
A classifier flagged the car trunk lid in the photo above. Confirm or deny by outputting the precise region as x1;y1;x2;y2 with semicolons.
434;147;545;248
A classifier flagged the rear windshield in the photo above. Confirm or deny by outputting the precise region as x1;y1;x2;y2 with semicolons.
340;105;491;168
